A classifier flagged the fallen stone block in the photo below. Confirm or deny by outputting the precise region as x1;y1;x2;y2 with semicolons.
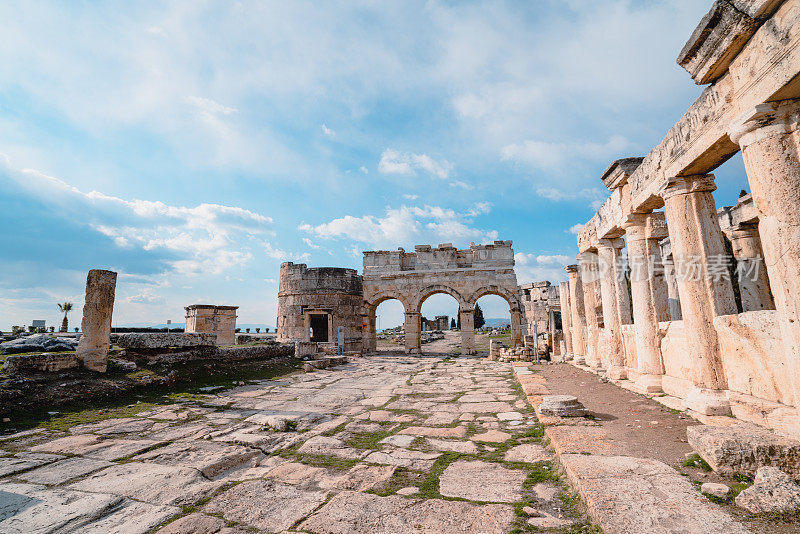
687;422;800;478
700;482;730;499
735;466;800;513
3;352;80;374
116;332;217;349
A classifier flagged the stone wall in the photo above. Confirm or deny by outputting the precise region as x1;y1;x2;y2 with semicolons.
276;263;363;351
185;305;238;345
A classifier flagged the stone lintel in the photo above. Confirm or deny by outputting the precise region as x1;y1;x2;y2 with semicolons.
717;193;758;232
677;0;758;85
600;157;644;191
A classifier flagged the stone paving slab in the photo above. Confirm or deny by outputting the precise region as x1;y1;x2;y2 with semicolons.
18;457;112;485
0;452;63;477
439;460;526;502
134;439;261;478
298;490;516;534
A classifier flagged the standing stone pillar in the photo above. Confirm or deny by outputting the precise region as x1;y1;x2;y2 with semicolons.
730;100;800;407
558;281;573;359
460;307;474;355
363;311;377;352
597;238;627;380
725;224;775;312
565;265;587;364
663;251;683;320
404;311;421;354
579;251;602;370
660;175;737;415
510;309;523;348
75;269;117;372
624;214;664;393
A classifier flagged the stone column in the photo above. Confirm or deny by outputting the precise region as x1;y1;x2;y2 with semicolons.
510;309;523;348
404;311;421;354
730;100;800;407
460;307;474;355
75;269;117;372
362;311;377;352
660;174;737;415
558;281;573;358
579;251;602;370
597;238;627;380
624;214;664;393
725;224;775;312
565;265;587;364
663;253;683;320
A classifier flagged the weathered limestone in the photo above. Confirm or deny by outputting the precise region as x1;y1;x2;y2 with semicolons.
460;307;475;355
660;174;736;415
578;251;602;370
116;332;217;349
730;100;800;409
687;422;800;479
597;238;627;379
565;265;586;364
185;304;238;346
76;269;117;372
724;224;775;311
735;466;800;513
538;395;588;417
624;214;665;393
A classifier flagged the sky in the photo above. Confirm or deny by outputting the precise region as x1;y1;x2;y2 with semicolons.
0;0;751;330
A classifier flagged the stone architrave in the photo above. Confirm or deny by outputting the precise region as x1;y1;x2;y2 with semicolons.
578;252;602;370
565;265;586;364
558;281;573;358
75;269;117;373
597;238;627;380
730;100;800;408
660;174;736;415
725;224;775;312
623;213;664;393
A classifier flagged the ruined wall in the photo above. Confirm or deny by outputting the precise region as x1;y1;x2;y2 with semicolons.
185;305;238;345
277;263;363;350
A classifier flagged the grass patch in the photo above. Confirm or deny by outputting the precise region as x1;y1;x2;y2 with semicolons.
37;402;159;432
417;451;463;499
345;430;395;450
682;453;712;472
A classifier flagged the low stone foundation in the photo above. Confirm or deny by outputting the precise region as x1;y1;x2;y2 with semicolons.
3;352;80;374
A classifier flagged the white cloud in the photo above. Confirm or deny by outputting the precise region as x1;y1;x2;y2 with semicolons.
299;202;497;250
403;193;418;200
536;187;607;210
501;135;628;172
360;166;369;174
185;95;237;116
568;223;583;234
514;252;572;284
378;149;453;179
449;180;472;190
321;123;335;136
302;238;320;249
126;291;166;305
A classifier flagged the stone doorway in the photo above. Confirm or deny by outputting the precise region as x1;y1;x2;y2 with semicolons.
309;313;329;342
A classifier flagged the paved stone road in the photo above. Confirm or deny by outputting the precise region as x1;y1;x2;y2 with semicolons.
0;355;585;533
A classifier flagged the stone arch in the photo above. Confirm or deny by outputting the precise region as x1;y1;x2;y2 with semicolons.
362;291;411;354
366;291;411;313
467;285;524;348
412;284;468;313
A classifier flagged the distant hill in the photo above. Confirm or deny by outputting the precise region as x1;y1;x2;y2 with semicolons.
119;323;274;330
483;318;511;327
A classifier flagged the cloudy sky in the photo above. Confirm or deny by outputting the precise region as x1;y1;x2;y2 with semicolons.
0;0;750;330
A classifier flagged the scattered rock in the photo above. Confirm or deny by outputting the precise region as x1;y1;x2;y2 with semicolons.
538;395;588;417
397;486;419;496
503;443;551;463
700;482;730;499
735;466;800;513
0;334;78;354
471;430;511;443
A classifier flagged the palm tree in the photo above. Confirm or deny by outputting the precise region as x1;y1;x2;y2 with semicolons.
57;302;73;333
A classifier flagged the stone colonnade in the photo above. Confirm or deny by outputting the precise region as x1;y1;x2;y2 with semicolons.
564;0;800;427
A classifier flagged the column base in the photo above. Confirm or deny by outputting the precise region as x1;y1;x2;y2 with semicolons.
633;374;662;394
573;354;586;365
563;353;574;361
685;387;731;416
606;365;628;381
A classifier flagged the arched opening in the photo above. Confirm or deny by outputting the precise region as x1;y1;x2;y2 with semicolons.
419;292;460;354
373;298;406;353
473;293;512;355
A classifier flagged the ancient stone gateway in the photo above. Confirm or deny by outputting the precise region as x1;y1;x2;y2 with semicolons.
362;241;523;354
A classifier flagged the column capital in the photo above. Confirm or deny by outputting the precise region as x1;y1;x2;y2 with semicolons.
565;264;579;274
659;174;716;202
597;237;625;250
729;99;800;148
724;223;762;259
624;211;666;241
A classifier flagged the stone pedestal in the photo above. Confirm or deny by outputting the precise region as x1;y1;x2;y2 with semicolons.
597;238;627;380
731;101;800;408
660;175;736;415
624;213;665;394
460;308;474;355
565;265;586;363
404;311;421;354
726;224;775;312
75;269;117;373
579;252;602;370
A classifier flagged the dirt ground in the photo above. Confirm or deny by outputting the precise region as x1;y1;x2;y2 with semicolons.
535;363;800;533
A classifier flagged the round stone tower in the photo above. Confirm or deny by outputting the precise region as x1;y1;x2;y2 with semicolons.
277;262;363;351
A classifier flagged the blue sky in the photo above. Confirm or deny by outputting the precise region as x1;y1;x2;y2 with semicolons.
0;0;750;330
